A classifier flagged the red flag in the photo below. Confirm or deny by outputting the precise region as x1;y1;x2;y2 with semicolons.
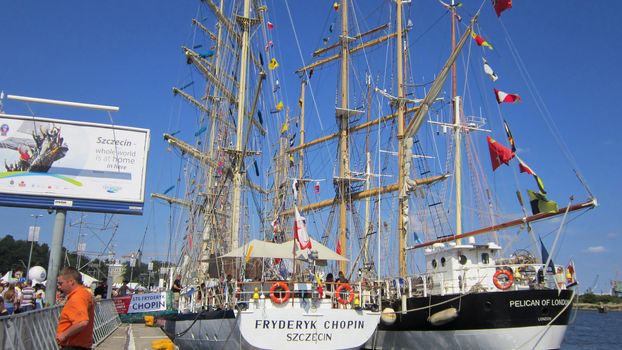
487;136;515;171
471;31;493;50
492;0;512;17
336;240;342;255
518;159;535;175
267;21;274;29
494;88;521;104
314;181;320;194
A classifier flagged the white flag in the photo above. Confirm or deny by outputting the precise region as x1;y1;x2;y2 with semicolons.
483;58;498;82
294;207;312;250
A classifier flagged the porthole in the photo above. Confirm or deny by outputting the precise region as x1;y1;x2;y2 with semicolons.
440;257;446;267
458;255;467;265
431;259;437;268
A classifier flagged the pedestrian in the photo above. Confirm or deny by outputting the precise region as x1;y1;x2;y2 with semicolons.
0;296;8;316
19;281;35;312
117;280;130;296
3;285;17;315
172;275;182;309
55;267;95;350
336;270;349;284
34;284;45;309
325;273;334;299
94;279;107;299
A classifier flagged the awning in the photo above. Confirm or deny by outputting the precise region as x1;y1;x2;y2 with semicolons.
284;238;348;261
222;238;347;261
221;239;291;259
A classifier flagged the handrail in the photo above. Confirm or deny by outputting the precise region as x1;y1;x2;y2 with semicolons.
0;299;120;350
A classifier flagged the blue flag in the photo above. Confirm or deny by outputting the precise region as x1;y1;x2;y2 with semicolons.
413;232;423;245
539;237;555;273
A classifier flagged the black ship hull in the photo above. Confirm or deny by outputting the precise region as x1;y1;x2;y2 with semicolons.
367;289;574;349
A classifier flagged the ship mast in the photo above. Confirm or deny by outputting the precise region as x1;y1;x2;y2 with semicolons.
337;0;351;273
449;1;464;243
230;0;252;251
396;0;408;276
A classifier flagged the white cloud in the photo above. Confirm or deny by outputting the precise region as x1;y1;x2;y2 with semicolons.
586;246;606;253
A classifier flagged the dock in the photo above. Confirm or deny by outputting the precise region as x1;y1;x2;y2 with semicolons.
96;323;171;350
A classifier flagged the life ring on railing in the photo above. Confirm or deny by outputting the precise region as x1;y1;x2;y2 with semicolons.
269;282;291;304
335;283;355;305
493;269;514;290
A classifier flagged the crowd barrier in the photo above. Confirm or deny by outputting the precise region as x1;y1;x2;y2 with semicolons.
0;299;120;350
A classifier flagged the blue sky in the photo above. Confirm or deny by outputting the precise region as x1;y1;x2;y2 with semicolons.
0;1;620;293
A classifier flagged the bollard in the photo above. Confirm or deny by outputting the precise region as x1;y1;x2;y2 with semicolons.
151;338;174;350
144;315;155;327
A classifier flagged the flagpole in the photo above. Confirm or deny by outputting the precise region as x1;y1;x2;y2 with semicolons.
408;199;596;250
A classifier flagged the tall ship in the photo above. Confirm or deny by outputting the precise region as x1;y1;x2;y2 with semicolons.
153;1;595;349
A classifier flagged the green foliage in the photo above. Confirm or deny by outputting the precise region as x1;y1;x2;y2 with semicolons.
579;293;622;304
0;235;50;273
123;259;167;286
0;234;92;276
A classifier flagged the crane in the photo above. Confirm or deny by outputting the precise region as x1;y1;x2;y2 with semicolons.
586;274;599;294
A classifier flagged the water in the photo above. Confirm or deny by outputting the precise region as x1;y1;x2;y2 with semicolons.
562;309;622;349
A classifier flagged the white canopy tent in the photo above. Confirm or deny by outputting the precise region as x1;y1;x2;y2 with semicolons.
221;239;291;259
222;239;347;261
286;239;348;261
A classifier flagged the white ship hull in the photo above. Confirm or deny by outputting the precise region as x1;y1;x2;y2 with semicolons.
239;298;380;350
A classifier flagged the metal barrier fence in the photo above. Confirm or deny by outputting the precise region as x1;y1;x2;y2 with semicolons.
0;299;120;350
93;299;121;346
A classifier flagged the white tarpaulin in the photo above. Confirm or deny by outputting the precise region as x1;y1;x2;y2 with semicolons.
222;239;347;261
221;239;290;259
286;238;347;261
80;272;99;288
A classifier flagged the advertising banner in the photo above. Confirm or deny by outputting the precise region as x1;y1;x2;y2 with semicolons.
113;293;167;314
0;114;149;214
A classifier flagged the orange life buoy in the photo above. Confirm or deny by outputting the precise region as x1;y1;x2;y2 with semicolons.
335;283;355;304
269;282;291;304
493;268;514;290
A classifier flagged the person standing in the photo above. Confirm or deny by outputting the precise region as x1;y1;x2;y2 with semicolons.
19;281;35;312
3;285;17;315
94;279;107;299
171;275;182;310
117;280;130;297
56;267;95;350
0;296;9;316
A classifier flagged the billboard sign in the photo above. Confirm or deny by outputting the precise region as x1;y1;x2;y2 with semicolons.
0;113;149;214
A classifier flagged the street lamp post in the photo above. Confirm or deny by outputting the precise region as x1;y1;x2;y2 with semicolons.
27;214;43;277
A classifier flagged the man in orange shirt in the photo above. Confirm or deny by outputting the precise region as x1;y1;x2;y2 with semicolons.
55;267;95;350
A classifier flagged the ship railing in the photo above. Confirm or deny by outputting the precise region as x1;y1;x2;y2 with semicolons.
0;299;120;350
377;263;569;299
234;281;380;309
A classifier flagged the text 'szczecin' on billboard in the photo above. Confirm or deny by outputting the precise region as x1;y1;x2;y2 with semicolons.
0;114;150;214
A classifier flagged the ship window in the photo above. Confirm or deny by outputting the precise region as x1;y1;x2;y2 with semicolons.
481;253;490;264
440;257;446;267
432;259;437;268
458;254;467;265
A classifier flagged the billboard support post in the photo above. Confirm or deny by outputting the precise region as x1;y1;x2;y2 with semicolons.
44;209;67;306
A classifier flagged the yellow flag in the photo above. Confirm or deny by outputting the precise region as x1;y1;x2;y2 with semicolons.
245;245;253;263
280;120;289;134
269;58;279;70
276;101;284;111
